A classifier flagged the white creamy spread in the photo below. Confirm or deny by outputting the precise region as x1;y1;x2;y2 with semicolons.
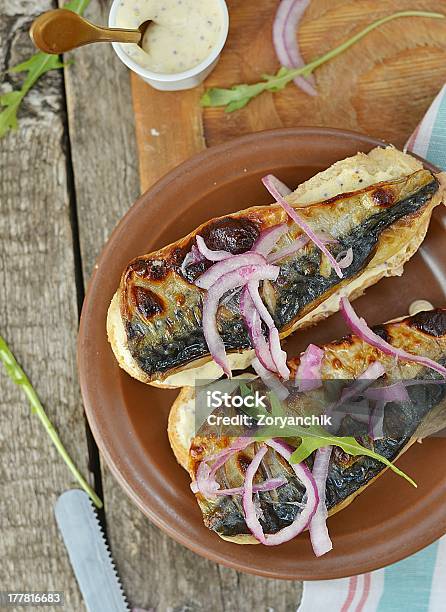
409;300;434;316
115;0;224;74
177;395;195;450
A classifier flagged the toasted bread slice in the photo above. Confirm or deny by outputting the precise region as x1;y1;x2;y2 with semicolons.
108;147;444;388
168;308;446;545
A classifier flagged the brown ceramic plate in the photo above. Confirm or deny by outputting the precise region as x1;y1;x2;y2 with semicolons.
78;128;446;580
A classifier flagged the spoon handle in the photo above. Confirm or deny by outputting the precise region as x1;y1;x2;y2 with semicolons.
87;27;142;45
30;9;141;54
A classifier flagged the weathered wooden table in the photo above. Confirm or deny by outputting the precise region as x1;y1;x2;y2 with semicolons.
1;0;445;610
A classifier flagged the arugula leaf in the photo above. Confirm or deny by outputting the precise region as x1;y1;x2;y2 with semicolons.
201;10;445;113
222;385;415;487
201;83;266;112
238;381;270;420
289;431;416;488
0;0;90;138
0;335;103;508
0;54;67;138
64;0;91;13
238;381;253;398
260;393;416;487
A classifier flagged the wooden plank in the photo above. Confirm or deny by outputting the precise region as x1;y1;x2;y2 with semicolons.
102;477;302;610
130;0;446;160
131;73;205;192
0;1;91;608
62;5;141;280
202;0;446;148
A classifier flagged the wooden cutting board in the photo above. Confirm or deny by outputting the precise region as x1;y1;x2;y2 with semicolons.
131;0;446;193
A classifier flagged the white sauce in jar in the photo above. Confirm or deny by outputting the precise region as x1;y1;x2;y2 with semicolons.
116;0;224;74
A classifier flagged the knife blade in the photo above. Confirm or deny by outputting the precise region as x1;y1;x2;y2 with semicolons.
55;489;130;612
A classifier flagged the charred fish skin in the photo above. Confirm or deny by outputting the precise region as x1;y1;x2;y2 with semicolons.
191;309;446;539
325;362;446;510
121;219;259;377
121;170;439;381
274;176;439;328
201;447;310;537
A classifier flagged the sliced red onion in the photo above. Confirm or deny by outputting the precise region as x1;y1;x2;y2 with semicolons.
295;344;324;392
360;362;387;379
216;476;287;497
369;401;385;440
330;361;386;412
268;231;339;264
242;438;319;546
336;247;353;269
240;287;276;372
192;475;286;498
181;244;204;275
365;381;410;403
202;265;280;377
361;361;387;379
309;447;333;557
262;175;343;278
272;0;317;96
349;402;371;425
252;357;289;400
404;378;446;387
247;280;275;328
340;297;446;378
242;445;269;542
327;361;385;431
195;253;268;289
193;462;220;498
268;235;309;263
196;235;232;262
209;436;254;466
269;437;294;453
341;361;386;400
192;437;254;497
253;223;289;256
365;382;410;440
248;280;290;379
269;327;290;380
317;231;339;244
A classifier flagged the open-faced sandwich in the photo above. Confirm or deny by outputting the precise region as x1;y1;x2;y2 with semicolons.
107;146;445;388
168;303;446;554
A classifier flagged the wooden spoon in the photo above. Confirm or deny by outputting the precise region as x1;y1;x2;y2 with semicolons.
30;9;151;54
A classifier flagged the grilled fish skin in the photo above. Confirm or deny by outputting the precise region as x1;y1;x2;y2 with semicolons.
115;168;441;383
188;309;446;539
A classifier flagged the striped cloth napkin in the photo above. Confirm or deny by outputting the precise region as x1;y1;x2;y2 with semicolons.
298;83;446;612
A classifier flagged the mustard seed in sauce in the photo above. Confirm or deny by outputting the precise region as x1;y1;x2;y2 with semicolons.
116;0;224;74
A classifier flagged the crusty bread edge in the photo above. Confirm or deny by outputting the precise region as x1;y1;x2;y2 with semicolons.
107;296;255;387
167;386;196;470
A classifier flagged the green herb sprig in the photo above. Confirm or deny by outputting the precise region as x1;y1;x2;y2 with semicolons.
0;0;90;138
289;428;416;487
260;392;416;487
0;335;103;508
201;10;445;113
